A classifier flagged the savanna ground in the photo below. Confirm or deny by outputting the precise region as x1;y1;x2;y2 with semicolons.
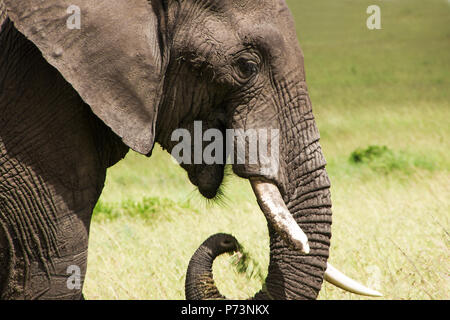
83;0;449;300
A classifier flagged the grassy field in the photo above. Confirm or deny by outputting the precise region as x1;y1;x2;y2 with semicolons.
83;0;449;300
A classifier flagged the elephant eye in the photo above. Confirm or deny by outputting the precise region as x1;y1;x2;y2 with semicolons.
236;58;259;80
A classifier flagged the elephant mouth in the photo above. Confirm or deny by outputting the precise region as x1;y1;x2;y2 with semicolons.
185;163;225;200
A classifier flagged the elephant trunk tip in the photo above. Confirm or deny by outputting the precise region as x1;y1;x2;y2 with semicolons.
185;233;241;300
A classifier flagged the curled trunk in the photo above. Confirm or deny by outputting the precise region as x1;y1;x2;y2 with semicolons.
185;234;240;300
185;232;383;300
185;152;333;300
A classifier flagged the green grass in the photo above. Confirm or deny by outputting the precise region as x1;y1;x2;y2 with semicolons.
83;0;449;300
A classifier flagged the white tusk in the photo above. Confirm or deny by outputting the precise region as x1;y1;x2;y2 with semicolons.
324;263;383;297
250;178;310;254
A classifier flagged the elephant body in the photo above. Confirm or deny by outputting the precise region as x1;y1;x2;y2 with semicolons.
0;14;129;299
0;0;342;300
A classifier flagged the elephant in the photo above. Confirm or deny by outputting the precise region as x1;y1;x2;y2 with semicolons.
0;0;381;299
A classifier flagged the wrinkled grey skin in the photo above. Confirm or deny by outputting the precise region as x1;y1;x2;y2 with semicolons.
0;0;332;299
185;233;240;300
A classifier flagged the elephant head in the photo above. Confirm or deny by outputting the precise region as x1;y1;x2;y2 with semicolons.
0;0;380;299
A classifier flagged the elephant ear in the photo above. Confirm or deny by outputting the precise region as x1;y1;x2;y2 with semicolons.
3;0;164;155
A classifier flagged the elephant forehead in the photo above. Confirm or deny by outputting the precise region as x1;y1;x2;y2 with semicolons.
173;3;287;54
228;0;278;13
171;0;302;77
196;0;277;13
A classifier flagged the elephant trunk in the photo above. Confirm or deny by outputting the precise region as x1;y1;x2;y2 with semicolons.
186;78;334;299
185;234;240;300
253;165;333;299
185;161;333;300
185;81;381;299
184;172;381;299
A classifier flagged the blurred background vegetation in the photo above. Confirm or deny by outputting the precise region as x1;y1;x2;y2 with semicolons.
83;0;449;300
